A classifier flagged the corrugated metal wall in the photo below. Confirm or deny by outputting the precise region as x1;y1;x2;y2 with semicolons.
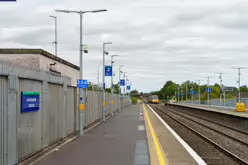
66;86;75;136
0;76;7;165
43;83;64;147
18;79;43;159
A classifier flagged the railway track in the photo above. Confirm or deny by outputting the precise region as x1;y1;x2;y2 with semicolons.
149;104;248;165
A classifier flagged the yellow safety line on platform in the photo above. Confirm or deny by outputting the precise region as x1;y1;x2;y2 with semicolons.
143;105;166;165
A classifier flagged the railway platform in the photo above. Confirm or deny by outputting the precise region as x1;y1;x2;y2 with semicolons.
175;103;248;118
31;104;203;165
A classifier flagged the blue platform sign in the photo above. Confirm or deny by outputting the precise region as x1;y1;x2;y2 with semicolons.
77;79;88;89
190;90;196;95
120;79;125;86
105;65;112;76
21;92;40;113
206;87;212;93
127;85;131;90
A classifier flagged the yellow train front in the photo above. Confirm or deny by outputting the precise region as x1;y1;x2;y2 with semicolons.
148;95;159;104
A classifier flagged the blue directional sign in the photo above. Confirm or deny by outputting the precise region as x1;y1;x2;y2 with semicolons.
190;90;196;95
127;85;131;90
105;65;112;76
120;79;125;86
77;79;88;89
206;87;212;93
21;92;40;113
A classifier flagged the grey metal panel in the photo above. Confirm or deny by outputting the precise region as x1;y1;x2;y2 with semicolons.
0;76;7;165
17;79;43;159
42;83;64;147
66;87;75;136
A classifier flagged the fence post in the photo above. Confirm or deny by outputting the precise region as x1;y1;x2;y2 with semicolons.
7;75;18;165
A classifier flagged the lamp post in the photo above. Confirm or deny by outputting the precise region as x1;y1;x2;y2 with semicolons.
198;80;201;104
55;8;107;136
110;55;118;116
49;15;58;56
119;66;124;111
103;42;112;122
205;77;211;106
215;72;225;106
232;67;248;103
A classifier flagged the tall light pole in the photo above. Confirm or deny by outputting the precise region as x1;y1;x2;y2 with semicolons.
186;83;188;104
232;67;248;103
49;15;58;56
215;72;225;106
119;65;124;111
111;55;118;115
55;9;107;136
123;72;127;94
205;77;211;106
103;42;112;122
181;85;183;102
198;80;201;104
177;86;180;103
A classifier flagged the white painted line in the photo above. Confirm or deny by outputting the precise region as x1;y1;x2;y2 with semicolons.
137;125;145;131
147;104;207;165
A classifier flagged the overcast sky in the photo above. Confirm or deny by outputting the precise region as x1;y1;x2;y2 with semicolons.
1;0;248;92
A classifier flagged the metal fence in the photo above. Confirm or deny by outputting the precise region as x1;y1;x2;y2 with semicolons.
0;60;131;165
178;98;248;109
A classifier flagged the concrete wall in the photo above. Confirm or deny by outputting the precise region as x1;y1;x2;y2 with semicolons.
0;53;79;86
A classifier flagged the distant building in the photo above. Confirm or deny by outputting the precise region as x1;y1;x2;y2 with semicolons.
0;49;79;86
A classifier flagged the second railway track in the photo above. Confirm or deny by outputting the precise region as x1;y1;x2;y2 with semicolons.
149;104;248;165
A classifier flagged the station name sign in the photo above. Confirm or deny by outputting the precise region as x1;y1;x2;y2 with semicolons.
21;92;40;113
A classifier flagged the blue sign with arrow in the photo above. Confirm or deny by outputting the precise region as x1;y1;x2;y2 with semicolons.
77;79;88;89
105;65;112;76
120;79;125;86
127;85;131;90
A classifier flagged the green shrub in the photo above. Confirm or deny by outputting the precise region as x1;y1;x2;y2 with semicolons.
131;97;138;104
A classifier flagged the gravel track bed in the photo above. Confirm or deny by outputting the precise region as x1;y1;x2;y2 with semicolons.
150;104;247;165
169;105;248;133
158;105;248;145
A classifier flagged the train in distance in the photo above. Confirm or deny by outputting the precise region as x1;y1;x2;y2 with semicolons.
148;95;159;104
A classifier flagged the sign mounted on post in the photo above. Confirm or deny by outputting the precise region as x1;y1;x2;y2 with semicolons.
120;79;125;86
105;65;112;76
21;92;40;113
206;87;212;93
223;87;234;92
77;79;88;89
127;85;131;90
190;90;196;95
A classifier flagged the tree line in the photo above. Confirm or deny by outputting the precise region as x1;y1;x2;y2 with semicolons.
150;80;248;100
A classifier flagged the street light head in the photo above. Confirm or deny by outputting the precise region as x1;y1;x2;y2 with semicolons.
91;9;107;13
55;9;71;13
49;15;56;18
103;42;112;45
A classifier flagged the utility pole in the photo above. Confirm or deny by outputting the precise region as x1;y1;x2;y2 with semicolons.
49;15;58;56
191;83;194;104
177;86;180;103
232;67;248;103
186;83;188;104
119;66;124;111
181;85;183;102
215;72;225;106
102;42;112;122
205;77;211;106
198;80;201;104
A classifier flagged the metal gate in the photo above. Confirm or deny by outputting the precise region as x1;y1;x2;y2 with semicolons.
0;76;7;165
